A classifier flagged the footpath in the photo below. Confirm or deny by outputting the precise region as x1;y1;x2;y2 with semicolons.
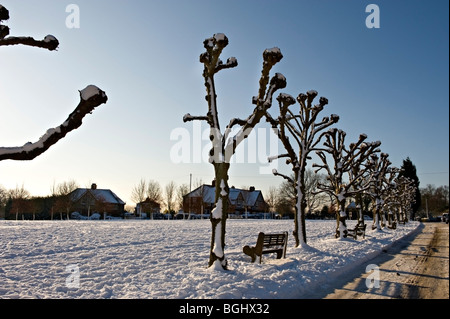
303;222;449;299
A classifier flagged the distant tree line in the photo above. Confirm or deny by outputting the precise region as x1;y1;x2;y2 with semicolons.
419;184;449;217
0;181;79;220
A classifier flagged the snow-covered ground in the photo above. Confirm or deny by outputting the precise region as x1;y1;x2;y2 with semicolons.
0;219;419;299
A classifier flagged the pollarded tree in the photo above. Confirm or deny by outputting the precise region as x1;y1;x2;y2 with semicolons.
380;167;400;228
266;91;339;247
313;129;381;238
183;33;286;270
0;4;107;162
365;153;393;230
395;175;416;223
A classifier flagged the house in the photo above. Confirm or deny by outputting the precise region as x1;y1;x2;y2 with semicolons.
182;181;268;218
135;197;161;217
69;183;125;217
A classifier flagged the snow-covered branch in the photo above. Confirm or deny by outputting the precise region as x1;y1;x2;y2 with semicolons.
271;169;294;184
183;113;209;123
0;86;107;161
0;5;59;51
0;35;59;51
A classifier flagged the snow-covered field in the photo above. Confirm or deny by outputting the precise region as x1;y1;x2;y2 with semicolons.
0;219;419;299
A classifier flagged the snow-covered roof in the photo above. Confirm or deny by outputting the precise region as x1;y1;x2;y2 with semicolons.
185;184;264;207
242;190;261;207
71;188;125;205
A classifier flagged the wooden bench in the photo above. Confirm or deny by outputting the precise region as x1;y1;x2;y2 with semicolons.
243;232;288;264
387;221;397;230
346;222;366;240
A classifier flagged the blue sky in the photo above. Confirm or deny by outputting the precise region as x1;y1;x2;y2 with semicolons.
0;0;448;206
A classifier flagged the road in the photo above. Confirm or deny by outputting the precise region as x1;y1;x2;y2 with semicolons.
304;222;449;299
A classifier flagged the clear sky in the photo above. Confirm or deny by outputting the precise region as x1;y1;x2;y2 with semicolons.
0;0;448;207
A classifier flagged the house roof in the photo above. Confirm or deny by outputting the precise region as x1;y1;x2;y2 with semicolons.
184;184;264;207
71;188;125;205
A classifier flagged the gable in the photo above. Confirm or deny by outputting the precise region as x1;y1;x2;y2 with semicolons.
71;188;125;206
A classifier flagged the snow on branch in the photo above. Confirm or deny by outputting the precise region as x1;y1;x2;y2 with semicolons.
0;35;59;51
0;86;107;161
271;169;294;184
183;113;209;123
0;5;59;51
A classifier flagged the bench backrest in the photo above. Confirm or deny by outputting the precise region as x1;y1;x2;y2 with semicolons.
255;231;288;255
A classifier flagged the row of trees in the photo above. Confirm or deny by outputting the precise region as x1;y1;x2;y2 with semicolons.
130;179;194;215
0;181;79;220
419;184;449;217
183;33;427;270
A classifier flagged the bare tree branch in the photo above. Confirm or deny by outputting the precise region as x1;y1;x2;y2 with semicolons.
0;5;59;50
0;35;59;51
0;86;107;161
0;5;107;162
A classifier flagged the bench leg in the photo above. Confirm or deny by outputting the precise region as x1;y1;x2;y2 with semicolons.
243;245;256;263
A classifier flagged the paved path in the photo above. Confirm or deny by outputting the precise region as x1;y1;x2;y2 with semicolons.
304;222;449;299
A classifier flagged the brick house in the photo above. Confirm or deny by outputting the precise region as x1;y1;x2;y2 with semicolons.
69;183;125;217
135;197;161;217
183;182;268;217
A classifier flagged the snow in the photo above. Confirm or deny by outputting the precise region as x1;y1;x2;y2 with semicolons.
213;33;226;42
0;127;62;156
211;198;223;219
0;219;419;299
265;47;281;55
43;35;57;43
212;221;224;258
80;85;104;101
220;180;227;196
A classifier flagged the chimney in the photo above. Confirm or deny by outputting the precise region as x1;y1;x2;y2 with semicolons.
91;183;97;190
249;186;255;192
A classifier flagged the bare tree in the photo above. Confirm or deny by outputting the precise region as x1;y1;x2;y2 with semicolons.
396;176;416;222
183;33;285;269
265;186;279;215
365;153;395;230
266;91;339;247
55;180;79;220
304;170;329;215
164;181;177;214
8;184;30;220
145;180;163;219
0;184;7;219
276;170;328;219
313;129;381;238
131;179;147;217
177;183;190;216
146;180;162;204
0;4;107;162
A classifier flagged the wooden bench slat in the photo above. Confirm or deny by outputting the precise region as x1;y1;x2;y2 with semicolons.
243;231;288;263
346;222;366;239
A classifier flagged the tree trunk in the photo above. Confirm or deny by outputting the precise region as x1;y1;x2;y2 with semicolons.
356;193;363;222
294;169;307;247
336;198;348;238
372;198;382;230
208;162;230;270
